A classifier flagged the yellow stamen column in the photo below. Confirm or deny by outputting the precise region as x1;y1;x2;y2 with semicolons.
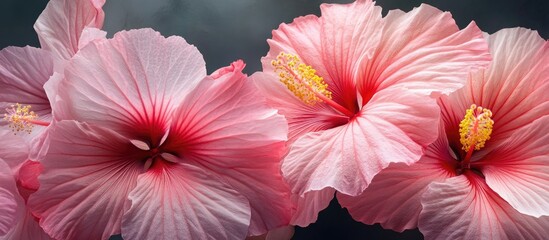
271;52;354;117
458;104;494;166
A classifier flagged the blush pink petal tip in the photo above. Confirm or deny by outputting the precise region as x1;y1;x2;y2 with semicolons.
290;188;334;227
419;174;549;240
34;0;105;61
122;162;251;240
210;59;246;79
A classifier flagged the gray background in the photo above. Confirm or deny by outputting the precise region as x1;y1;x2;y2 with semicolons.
1;0;547;239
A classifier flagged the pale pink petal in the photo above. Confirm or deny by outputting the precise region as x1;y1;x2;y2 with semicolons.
0;159;18;236
441;28;549;144
121;161;250;240
210;59;245;79
282;88;439;197
167;64;292;235
419;174;549;240
34;0;105;61
290;188;335;227
318;0;382;110
77;27;107;50
28;121;143;240
0;46;53;121
0;130;29;173
1;209;51;240
252;72;348;143
56;29;206;139
473;116;549;217
338;124;456;232
357;4;490;101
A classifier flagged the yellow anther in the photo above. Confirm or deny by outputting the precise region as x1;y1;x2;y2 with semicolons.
3;103;38;134
459;104;494;151
271;52;332;105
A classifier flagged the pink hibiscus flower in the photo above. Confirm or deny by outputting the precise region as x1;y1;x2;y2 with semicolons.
1;0;105;141
339;28;549;238
252;0;491;225
27;28;292;239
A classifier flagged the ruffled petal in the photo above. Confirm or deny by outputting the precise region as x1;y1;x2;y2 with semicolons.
56;29;206;140
419;174;549;240
319;0;382;110
357;4;490;101
0;46;53;121
121;162;250;240
34;0;105;61
167;64;292;235
283;88;439;197
28;121;142;240
474;116;549;217
0;160;18;236
338;126;456;232
77;27;107;50
290;188;335;227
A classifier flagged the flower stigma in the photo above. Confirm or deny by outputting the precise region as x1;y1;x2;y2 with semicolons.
271;52;353;117
459;104;494;152
3;103;47;134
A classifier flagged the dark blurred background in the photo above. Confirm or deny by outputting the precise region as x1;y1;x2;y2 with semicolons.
1;0;547;239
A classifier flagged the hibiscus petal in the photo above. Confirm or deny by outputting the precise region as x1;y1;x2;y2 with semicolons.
338;126;456;232
34;0;105;61
419;174;549;240
121;162;250;240
319;0;382;110
167;64;292;235
291;188;335;227
0;130;29;172
77;27;107;50
56;29;206;139
474;116;549;217
282;88;439;197
0;160;18;236
28;121;142;240
357;4;490;101
0;46;53;121
0;209;51;240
